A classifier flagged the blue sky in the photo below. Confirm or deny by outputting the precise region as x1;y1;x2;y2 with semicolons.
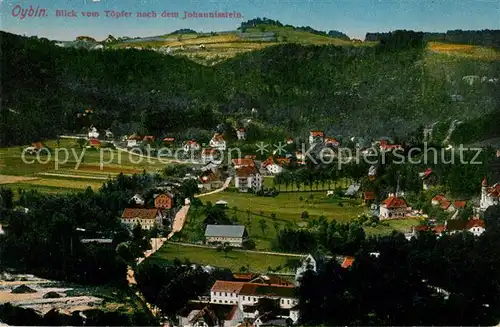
1;0;499;41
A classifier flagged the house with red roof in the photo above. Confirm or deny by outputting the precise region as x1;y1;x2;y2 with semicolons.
309;131;325;144
261;157;283;175
379;194;411;219
120;208;164;230
431;194;466;213
235;166;262;192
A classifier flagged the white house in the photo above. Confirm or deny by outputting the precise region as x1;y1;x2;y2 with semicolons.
261;157;283;175
234;166;262;192
88;126;99;139
120;208;164;230
210;133;226;150
480;178;500;212
236;128;246;141
379;195;411;219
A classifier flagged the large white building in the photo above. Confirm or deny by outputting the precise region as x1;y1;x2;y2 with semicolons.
204;225;247;247
209;280;299;323
480;178;500;212
120;208;164;230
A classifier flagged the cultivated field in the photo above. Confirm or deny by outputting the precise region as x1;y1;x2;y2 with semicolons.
0;139;167;195
428;41;500;61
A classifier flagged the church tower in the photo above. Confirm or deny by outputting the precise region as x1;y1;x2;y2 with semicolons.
480;177;488;211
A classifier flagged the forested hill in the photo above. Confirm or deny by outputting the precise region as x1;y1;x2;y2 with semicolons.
1;31;499;146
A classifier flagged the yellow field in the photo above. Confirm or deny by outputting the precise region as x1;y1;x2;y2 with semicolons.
428;41;500;61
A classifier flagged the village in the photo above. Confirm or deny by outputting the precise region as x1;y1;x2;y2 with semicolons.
16;123;495;326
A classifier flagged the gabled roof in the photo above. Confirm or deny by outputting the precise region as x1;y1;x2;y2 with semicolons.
310;131;324;137
341;256;355;268
324;137;339;144
232;158;255;167
205;225;246;238
89;139;101;145
432;194;446;203
382;196;407;208
440;200;451;210
236;166;259;177
121;208;160;220
143;135;155;142
211;281;245;294
466;219;486;229
128;133;141;140
211;133;225;142
454;201;466;209
363;191;376;200
163;137;175;142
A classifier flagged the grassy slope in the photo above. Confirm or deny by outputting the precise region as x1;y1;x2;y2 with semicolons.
147;242;297;273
